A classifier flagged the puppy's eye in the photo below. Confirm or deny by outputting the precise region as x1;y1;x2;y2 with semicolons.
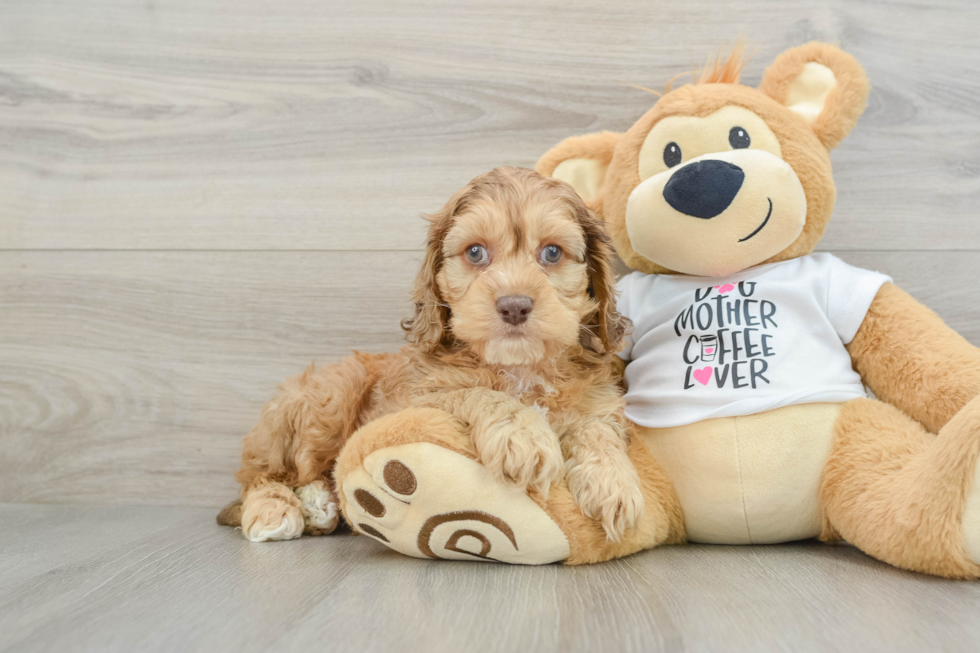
663;142;682;168
465;245;489;265
729;126;750;149
540;244;562;265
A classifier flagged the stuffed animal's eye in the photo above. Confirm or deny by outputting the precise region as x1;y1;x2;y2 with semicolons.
540;244;562;265
465;245;489;265
663;142;682;168
729;126;751;149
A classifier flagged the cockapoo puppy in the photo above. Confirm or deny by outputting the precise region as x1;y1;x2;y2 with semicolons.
221;167;644;542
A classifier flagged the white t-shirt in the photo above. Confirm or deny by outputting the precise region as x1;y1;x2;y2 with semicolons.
617;253;891;428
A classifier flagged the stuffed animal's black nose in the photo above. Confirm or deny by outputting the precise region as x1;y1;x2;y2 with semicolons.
496;295;533;325
663;160;745;219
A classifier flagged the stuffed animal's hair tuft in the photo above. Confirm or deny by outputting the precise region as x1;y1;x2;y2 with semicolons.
697;40;749;85
633;41;752;97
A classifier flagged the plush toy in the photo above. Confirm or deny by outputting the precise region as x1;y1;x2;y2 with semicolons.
532;42;980;578
288;43;980;577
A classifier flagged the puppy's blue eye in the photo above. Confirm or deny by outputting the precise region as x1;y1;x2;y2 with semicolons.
540;245;562;265
729;126;750;149
465;245;489;265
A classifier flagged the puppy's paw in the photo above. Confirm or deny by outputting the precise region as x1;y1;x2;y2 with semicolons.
476;409;564;498
566;452;645;542
295;479;340;535
241;493;305;542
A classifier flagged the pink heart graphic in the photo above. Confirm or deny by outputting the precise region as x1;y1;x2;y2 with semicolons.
692;366;713;386
704;347;715;354
714;283;735;294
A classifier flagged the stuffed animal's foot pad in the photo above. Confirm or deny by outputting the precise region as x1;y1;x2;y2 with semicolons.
342;443;570;564
963;456;980;565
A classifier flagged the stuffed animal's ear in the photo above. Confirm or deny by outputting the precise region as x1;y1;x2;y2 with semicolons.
759;42;870;150
535;131;621;214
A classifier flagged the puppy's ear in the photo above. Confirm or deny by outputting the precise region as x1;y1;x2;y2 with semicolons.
576;202;629;355
536;131;621;216
402;194;460;353
760;42;870;150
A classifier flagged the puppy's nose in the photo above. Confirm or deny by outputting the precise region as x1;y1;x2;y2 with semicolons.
663;159;744;219
496;295;533;325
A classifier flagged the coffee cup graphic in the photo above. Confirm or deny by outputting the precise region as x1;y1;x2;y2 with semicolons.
701;335;717;362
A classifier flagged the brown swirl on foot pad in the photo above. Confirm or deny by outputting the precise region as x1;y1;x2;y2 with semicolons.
445;529;492;558
417;511;517;560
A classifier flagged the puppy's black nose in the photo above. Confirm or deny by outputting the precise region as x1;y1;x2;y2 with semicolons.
663;159;744;219
496;295;533;325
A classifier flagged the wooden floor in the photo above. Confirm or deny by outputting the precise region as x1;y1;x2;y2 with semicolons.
3;504;980;653
2;0;980;650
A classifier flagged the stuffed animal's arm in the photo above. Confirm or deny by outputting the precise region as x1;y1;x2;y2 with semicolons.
847;282;980;432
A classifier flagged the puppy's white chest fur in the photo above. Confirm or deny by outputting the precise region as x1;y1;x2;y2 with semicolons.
498;366;557;399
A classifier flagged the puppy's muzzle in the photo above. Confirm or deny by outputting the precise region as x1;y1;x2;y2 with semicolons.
663;159;745;219
496;295;533;325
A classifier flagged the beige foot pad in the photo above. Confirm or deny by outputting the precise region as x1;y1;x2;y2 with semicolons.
342;443;570;564
963;457;980;565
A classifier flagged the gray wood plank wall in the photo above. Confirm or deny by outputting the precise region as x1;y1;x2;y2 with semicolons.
2;0;978;507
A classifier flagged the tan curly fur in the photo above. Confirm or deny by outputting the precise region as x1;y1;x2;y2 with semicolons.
224;167;646;542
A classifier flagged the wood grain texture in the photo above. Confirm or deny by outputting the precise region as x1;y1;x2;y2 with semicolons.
1;250;977;506
1;1;980;644
0;0;978;252
0;251;419;505
1;504;980;653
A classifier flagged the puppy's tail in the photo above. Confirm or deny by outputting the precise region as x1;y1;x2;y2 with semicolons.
216;499;243;527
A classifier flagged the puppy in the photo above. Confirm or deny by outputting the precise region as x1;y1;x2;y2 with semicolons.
224;167;644;542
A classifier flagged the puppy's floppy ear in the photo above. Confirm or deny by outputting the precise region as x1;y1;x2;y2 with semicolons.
574;201;629;356
760;42;870;150
536;131;622;216
401;192;461;353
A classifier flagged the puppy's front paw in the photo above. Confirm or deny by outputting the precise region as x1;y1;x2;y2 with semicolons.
241;494;305;542
566;453;645;542
476;409;564;498
295;479;340;535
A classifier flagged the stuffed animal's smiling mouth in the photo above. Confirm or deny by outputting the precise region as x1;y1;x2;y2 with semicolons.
738;198;773;242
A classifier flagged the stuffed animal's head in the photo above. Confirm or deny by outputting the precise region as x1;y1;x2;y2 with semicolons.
536;42;870;277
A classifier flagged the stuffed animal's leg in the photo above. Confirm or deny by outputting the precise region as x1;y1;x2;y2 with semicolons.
334;407;684;564
821;396;980;579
